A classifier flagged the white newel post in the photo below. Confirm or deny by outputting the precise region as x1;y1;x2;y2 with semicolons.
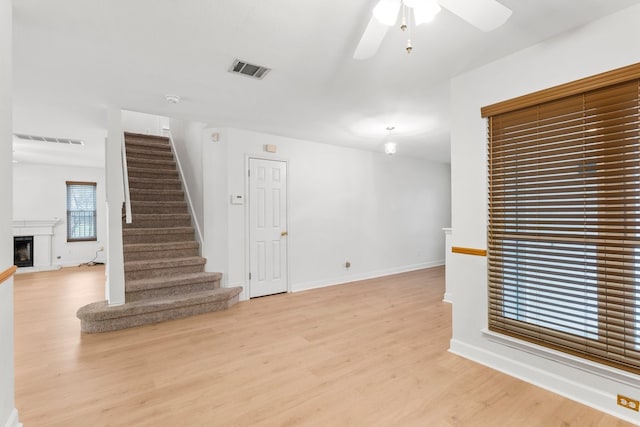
105;107;125;305
442;228;452;303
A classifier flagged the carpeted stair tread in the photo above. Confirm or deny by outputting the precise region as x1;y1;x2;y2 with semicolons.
129;200;188;214
122;226;194;241
123;225;193;234
76;287;242;332
122;229;195;244
127;166;179;179
127;157;176;168
126;146;174;159
124;256;206;272
129;176;183;188
124;213;192;228
123;241;199;261
126;271;223;292
129;188;184;201
124;132;171;144
125;140;171;151
77;288;241;321
124;241;199;252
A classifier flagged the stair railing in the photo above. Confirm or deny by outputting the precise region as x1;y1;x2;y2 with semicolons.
121;133;132;224
162;128;204;247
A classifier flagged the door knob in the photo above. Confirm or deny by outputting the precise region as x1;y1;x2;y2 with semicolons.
281;231;288;237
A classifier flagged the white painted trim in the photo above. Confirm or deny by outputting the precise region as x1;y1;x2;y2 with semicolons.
15;265;61;274
482;329;640;387
442;293;453;303
449;339;640;425
105;108;126;305
244;155;291;300
163;129;204;248
224;281;244;289
4;408;22;427
121;132;132;224
293;260;444;293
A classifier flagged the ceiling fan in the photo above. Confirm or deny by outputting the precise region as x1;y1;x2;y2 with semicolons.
354;0;512;59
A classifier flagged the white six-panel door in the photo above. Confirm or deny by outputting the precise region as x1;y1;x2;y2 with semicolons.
248;158;288;298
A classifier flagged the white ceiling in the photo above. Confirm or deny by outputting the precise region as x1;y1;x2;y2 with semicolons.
11;0;640;165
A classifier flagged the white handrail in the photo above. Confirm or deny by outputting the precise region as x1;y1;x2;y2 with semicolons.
121;133;132;224
163;129;204;247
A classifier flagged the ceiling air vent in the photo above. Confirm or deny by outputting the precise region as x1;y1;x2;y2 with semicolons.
14;133;84;146
229;59;271;80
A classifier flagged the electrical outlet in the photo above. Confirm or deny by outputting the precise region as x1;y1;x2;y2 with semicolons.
617;394;639;412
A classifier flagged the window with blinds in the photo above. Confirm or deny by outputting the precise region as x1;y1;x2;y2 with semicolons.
66;181;97;242
483;64;640;374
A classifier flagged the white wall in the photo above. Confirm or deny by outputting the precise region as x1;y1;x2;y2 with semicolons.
122;110;169;136
449;4;640;424
169;118;207;233
195;127;451;299
13;163;106;267
0;0;20;425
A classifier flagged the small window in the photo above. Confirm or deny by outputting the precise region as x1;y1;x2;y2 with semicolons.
66;181;97;242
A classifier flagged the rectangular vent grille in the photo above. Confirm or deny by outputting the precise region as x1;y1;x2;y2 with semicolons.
14;133;84;146
229;59;271;80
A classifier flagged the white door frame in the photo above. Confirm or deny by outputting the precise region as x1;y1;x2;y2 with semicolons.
244;154;291;299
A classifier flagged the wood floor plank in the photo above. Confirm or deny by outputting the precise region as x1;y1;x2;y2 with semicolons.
13;265;634;426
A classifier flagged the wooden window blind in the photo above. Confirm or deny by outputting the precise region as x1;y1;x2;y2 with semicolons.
66;181;97;242
484;64;640;374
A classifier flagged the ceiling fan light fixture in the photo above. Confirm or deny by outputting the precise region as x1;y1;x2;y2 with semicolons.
384;141;397;155
373;0;401;26
413;0;442;25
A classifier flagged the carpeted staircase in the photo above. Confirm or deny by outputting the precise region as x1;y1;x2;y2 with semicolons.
77;132;241;333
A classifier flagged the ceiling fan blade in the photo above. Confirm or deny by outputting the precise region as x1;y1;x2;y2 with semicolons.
372;0;401;26
438;0;512;32
354;16;391;60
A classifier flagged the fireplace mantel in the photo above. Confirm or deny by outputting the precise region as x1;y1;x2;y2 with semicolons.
13;219;61;236
13;219;61;273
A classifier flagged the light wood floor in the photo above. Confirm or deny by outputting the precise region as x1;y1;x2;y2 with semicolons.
14;266;633;427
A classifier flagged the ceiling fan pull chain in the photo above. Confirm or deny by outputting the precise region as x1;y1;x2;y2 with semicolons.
406;6;413;53
401;2;408;31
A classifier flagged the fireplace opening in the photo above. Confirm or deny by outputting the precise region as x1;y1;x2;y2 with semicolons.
14;236;34;268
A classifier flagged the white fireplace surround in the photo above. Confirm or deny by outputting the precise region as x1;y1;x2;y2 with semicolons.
13;219;61;273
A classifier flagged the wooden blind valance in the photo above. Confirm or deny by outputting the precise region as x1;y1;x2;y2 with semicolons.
485;63;640;374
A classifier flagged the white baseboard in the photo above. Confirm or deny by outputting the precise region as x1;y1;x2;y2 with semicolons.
59;260;105;268
449;339;640;425
293;261;445;293
442;292;453;303
234;262;444;302
4;408;22;427
15;265;61;274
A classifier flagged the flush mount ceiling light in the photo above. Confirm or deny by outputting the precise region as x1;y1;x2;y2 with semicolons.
354;0;512;59
384;126;397;155
165;94;181;104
